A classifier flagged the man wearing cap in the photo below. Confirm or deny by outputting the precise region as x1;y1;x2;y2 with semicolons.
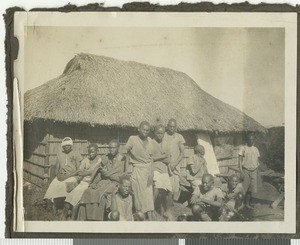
44;137;83;215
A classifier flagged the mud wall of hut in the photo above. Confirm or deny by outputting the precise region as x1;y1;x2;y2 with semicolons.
24;121;246;187
24;121;135;186
212;133;245;175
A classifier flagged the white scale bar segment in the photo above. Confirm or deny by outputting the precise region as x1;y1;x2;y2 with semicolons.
178;239;185;245
0;239;73;245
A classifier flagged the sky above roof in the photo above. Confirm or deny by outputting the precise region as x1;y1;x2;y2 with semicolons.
24;27;284;127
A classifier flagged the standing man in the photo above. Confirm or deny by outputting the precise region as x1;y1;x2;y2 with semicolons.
152;124;174;220
125;121;155;220
164;119;185;201
238;134;260;209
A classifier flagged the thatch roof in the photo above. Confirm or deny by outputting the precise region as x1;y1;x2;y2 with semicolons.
24;53;266;133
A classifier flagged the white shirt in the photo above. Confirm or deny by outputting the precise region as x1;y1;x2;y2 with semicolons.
238;145;260;170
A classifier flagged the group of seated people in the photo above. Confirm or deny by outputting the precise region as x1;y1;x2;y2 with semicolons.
44;119;248;222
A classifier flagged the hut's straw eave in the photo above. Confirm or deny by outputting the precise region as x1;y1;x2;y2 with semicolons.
24;53;267;133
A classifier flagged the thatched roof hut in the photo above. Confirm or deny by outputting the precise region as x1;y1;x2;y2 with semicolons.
24;53;265;133
24;53;266;186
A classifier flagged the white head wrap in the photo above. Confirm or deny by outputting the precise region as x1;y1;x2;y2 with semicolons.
61;137;73;147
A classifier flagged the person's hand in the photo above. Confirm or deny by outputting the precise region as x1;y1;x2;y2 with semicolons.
160;153;166;158
239;170;245;180
190;194;200;205
75;175;83;182
162;153;169;158
112;185;119;195
170;164;176;172
101;170;109;178
239;171;245;182
227;193;235;200
77;171;84;176
90;183;98;189
101;158;109;167
162;154;171;164
147;173;154;186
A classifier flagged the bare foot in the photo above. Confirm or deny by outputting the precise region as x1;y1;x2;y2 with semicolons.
245;204;254;210
163;211;176;221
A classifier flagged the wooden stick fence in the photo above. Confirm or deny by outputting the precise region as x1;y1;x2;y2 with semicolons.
24;140;238;187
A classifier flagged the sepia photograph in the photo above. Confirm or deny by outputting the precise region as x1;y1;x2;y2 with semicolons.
13;12;297;233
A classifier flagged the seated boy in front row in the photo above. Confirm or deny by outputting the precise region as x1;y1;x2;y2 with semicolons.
190;174;224;221
108;175;145;221
219;174;245;221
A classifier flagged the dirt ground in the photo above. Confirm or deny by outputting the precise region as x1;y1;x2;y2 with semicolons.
23;179;284;222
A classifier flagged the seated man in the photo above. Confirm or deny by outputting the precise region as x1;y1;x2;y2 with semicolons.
108;175;146;221
76;140;125;221
219;174;245;221
108;175;134;221
190;174;224;221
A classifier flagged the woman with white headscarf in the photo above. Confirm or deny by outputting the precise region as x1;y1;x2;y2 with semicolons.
44;137;83;218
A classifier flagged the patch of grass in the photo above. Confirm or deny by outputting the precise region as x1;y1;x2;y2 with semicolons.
23;184;56;221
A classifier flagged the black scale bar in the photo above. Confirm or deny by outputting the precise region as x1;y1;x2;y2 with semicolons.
186;239;290;245
73;239;291;245
0;239;296;245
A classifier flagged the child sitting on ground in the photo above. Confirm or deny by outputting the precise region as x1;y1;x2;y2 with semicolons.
190;174;224;221
108;175;145;221
186;145;208;195
219;174;245;221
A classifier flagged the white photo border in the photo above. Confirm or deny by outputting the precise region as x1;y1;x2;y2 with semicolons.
13;12;297;233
